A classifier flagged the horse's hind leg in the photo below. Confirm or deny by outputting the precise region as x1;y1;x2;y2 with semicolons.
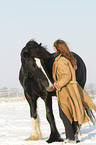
44;95;63;143
24;92;42;141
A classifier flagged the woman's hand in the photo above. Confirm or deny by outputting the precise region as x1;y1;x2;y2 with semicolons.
46;85;55;92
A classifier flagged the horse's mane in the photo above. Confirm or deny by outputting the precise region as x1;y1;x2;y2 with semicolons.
26;39;48;51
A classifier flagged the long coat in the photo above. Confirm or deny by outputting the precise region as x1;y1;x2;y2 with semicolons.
53;54;96;125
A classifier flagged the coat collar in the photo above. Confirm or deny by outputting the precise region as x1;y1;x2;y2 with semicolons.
55;54;62;61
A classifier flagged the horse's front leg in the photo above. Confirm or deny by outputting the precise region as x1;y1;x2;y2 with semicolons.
44;94;63;143
25;92;42;141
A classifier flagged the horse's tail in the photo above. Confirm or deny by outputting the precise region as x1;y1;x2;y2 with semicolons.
85;108;96;125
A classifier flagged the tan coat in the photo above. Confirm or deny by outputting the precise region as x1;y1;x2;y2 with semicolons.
53;54;96;124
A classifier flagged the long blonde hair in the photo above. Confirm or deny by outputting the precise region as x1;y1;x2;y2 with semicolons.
54;39;77;69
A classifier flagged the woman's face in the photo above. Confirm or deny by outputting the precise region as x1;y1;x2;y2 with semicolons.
54;47;58;53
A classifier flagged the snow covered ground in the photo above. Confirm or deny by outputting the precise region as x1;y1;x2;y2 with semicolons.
0;97;96;145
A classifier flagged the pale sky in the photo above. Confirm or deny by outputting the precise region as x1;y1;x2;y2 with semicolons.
0;0;96;89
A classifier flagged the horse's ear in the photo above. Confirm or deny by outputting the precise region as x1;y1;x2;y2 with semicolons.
39;43;42;46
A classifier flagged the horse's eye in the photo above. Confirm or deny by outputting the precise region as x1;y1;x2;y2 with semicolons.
23;52;30;59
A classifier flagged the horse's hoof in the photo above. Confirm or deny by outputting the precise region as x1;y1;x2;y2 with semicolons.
47;137;64;143
46;133;64;143
25;134;42;141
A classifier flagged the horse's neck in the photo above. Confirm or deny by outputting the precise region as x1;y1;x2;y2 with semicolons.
35;58;53;87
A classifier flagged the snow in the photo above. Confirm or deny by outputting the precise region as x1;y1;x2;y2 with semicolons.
0;97;96;145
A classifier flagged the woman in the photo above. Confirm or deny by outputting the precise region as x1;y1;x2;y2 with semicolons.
47;39;96;143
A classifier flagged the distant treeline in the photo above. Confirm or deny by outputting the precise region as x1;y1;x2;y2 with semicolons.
0;88;23;98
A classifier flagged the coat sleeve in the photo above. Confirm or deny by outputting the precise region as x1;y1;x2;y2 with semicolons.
54;60;72;91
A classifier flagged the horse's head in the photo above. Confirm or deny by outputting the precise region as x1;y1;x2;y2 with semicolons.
20;45;36;75
21;52;36;76
21;40;51;60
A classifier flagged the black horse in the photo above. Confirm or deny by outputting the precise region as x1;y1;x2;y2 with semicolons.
19;40;87;143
